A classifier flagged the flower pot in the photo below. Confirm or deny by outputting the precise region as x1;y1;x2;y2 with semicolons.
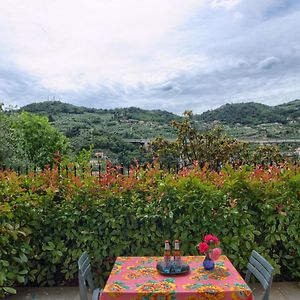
203;254;214;271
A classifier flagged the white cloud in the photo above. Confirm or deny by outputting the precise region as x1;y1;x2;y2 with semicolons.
233;11;243;20
0;0;204;91
0;0;300;113
210;0;241;10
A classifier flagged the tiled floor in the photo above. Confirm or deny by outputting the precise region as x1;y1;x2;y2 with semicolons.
250;282;300;300
6;282;300;300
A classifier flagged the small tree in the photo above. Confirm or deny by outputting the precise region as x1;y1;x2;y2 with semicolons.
149;111;249;170
0;104;29;168
11;112;69;168
251;145;283;166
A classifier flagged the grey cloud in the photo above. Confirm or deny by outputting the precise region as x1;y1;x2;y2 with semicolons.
236;59;250;68
117;48;300;113
257;56;280;70
151;82;174;92
262;0;300;19
0;64;50;107
63;45;300;113
1;0;300;114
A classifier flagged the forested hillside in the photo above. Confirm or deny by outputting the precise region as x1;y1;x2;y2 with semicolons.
18;100;300;163
20;101;180;163
193;100;300;125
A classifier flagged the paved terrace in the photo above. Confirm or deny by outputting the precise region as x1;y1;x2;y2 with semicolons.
6;282;300;300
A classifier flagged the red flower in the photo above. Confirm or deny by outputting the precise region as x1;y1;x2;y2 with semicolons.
197;234;221;257
204;234;219;245
198;242;209;253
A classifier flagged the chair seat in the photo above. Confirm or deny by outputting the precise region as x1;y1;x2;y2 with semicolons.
92;288;102;300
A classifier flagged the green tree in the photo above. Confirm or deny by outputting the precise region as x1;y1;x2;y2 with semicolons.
11;112;69;168
0;104;29;168
251;145;284;165
149;111;249;169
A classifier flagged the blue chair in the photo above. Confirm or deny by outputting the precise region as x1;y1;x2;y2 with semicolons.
78;252;102;300
245;250;274;300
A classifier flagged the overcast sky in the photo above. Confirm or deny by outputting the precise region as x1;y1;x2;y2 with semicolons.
0;0;300;114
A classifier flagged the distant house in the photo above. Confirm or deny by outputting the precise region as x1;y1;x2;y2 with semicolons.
89;152;106;165
95;152;104;159
295;147;300;157
119;119;139;124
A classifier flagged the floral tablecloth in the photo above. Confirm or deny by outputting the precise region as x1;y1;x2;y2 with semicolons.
100;256;253;300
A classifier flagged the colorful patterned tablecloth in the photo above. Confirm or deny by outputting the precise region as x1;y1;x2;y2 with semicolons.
100;256;253;300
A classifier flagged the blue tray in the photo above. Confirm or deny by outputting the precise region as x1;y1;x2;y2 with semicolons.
156;261;190;275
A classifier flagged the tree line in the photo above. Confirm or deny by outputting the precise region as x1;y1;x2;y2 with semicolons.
1;104;297;171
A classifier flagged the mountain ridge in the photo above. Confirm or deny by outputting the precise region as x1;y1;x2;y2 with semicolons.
16;99;300;162
21;99;300;125
193;100;300;125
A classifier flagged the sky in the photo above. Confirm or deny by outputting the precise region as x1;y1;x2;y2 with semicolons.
0;0;300;114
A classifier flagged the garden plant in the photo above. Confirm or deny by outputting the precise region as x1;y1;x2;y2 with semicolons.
0;161;299;297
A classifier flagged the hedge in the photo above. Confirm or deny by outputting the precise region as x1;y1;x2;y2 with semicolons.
0;162;299;297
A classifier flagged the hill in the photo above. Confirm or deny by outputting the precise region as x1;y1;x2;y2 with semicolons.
194;100;300;125
275;99;300;120
20;101;180;163
19;100;300;162
22;101;180;124
20;101;97;114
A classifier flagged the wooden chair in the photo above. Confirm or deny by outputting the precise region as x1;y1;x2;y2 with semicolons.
78;252;102;300
245;250;274;300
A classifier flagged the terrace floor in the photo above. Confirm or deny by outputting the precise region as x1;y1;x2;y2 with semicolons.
6;282;300;300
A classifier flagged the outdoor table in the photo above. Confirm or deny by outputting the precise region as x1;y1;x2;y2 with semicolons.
100;255;254;300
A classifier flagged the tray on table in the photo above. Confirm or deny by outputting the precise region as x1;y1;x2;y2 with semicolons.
156;260;190;275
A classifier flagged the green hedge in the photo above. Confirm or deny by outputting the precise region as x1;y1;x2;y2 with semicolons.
0;163;299;297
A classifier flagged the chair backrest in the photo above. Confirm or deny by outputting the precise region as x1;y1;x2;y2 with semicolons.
245;250;274;300
78;252;95;300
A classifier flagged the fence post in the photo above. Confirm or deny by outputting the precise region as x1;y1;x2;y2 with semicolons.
74;165;77;177
127;164;130;176
98;163;101;181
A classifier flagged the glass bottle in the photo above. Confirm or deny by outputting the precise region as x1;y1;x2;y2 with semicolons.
164;240;171;273
174;240;181;272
